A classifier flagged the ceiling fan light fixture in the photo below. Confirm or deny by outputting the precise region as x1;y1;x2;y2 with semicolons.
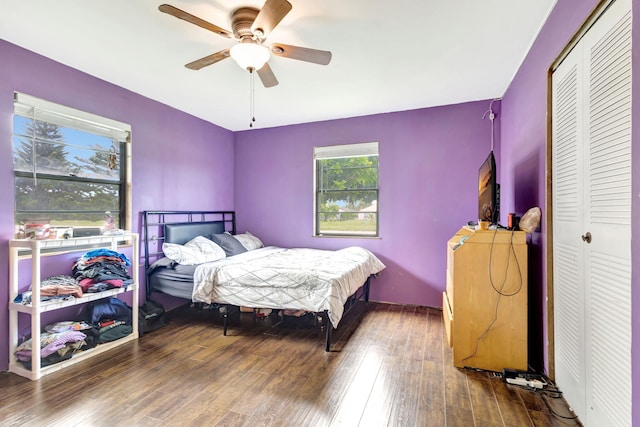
230;42;270;71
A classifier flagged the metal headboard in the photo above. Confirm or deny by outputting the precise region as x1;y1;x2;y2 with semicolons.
142;210;236;298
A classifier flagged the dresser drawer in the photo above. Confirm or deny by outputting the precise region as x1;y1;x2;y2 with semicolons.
446;268;453;311
442;292;453;347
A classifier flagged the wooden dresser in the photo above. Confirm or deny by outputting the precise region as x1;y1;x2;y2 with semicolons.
442;226;528;372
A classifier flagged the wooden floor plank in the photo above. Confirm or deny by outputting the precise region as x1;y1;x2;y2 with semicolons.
387;305;428;426
416;307;446;426
466;373;504;426
357;304;410;426
0;303;581;427
491;376;535;426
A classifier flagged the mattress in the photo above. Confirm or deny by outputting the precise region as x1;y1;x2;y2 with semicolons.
148;257;197;300
192;246;385;327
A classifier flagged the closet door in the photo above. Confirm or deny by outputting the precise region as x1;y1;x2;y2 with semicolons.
583;2;632;425
551;0;632;425
552;43;586;420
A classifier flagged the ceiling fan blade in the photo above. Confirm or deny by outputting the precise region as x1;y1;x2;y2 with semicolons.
185;49;231;70
257;62;279;87
270;43;332;65
159;4;232;39
251;0;292;39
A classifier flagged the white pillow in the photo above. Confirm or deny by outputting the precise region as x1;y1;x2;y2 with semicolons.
233;232;264;251
162;236;226;265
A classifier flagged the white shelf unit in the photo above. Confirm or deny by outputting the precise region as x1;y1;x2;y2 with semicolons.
8;233;139;380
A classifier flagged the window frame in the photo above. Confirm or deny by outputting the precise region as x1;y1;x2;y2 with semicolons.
313;142;379;238
12;92;132;238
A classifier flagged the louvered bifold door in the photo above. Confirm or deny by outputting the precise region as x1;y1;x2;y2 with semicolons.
583;1;632;425
552;44;587;421
551;0;632;425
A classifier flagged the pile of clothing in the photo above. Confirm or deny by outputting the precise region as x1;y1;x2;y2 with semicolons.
14;274;82;305
13;248;135;370
72;248;133;292
79;297;133;344
14;321;92;369
15;298;134;369
14;248;133;305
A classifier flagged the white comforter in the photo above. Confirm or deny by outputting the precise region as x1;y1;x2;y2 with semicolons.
192;246;385;328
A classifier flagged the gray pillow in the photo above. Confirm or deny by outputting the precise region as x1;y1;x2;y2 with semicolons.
206;233;248;257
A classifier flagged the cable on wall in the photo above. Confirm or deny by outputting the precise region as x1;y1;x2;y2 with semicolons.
482;99;500;151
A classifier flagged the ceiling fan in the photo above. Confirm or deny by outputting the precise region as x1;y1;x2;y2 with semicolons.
159;0;332;88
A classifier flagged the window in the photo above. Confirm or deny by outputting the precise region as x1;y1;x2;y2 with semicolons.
12;92;131;238
314;142;379;237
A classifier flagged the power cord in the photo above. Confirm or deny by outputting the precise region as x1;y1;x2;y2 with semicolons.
476;368;580;422
461;228;524;364
537;387;580;420
517;367;580;421
489;228;523;296
460;290;503;364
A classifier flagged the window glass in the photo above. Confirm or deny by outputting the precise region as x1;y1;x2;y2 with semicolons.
314;142;379;237
13;117;121;180
12;92;130;238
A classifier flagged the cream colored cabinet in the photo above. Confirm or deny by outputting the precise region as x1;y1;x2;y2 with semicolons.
443;226;527;372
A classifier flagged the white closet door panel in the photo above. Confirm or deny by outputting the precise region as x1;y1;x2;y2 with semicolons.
588;10;632;225
553;242;583;381
584;1;632;425
588;250;631;427
553;58;582;229
552;45;586;418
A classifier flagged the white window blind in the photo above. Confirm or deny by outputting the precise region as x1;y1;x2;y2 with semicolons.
14;92;130;142
314;141;378;160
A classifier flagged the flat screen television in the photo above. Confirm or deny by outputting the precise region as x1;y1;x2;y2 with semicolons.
478;151;499;224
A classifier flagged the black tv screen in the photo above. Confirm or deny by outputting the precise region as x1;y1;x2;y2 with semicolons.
478;151;499;224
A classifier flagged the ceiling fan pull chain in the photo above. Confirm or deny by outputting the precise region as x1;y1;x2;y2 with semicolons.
249;67;256;128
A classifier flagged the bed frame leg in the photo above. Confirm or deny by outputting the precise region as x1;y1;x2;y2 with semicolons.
365;276;371;302
223;304;229;336
324;310;331;352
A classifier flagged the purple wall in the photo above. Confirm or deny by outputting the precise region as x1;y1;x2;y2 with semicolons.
500;0;638;423
0;39;235;371
234;101;498;307
2;3;637;419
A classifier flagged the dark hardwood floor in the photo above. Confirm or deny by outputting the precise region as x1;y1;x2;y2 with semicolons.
0;302;581;426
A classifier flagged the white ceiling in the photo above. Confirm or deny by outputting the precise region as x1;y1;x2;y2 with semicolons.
1;0;557;131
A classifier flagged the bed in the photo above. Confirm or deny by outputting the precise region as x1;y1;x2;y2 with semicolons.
142;210;385;350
